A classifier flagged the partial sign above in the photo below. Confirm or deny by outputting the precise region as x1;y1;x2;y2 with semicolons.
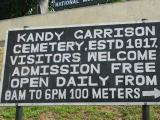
1;21;160;106
53;0;108;11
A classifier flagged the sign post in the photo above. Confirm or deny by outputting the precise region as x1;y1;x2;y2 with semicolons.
15;106;23;120
1;21;160;106
142;105;150;120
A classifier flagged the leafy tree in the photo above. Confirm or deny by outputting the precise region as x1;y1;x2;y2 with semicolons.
0;0;38;20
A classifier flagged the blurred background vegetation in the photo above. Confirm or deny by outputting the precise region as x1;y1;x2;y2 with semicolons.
0;105;159;120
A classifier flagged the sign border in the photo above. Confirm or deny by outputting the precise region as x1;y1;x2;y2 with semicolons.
0;102;160;106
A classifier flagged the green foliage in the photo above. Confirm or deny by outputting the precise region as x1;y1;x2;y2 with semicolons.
0;0;38;20
0;106;160;120
104;112;115;119
0;107;15;120
119;106;141;120
150;106;160;120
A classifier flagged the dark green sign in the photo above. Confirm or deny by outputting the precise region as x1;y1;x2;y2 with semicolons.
53;0;108;11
